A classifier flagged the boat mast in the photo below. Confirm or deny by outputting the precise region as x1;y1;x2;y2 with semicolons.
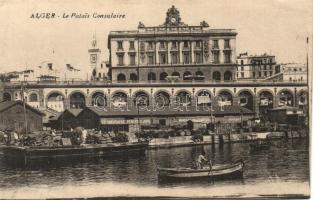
22;76;28;137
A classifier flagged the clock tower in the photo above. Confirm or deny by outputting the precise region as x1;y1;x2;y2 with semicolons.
88;35;101;80
163;5;186;27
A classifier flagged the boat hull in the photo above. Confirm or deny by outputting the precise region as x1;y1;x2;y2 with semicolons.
2;142;148;167
158;160;244;181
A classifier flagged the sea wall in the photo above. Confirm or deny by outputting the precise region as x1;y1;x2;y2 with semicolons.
148;131;306;149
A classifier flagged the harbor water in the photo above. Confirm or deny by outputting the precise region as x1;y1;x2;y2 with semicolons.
0;138;309;198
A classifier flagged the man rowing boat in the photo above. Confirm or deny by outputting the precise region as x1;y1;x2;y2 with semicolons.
196;150;212;169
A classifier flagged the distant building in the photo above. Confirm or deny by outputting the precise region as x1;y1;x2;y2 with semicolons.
236;52;280;80
0;101;45;133
89;36;109;81
281;63;307;82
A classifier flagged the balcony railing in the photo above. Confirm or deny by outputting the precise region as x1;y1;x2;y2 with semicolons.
2;79;307;88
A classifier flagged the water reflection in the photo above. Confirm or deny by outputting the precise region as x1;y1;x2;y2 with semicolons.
0;139;309;191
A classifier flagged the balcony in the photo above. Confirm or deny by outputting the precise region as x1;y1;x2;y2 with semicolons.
3;79;307;89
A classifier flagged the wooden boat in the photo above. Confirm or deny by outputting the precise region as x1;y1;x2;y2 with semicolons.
2;141;149;166
157;159;244;181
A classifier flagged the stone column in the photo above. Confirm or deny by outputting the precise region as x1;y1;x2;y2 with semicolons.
254;96;260;117
167;41;171;64
232;96;240;106
273;95;279;108
190;41;194;63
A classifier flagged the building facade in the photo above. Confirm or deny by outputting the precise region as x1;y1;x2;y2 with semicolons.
108;6;237;83
236;52;280;80
281;63;307;82
0;6;309;131
0;101;44;133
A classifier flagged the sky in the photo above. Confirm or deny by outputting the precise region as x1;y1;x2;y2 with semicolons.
0;0;312;79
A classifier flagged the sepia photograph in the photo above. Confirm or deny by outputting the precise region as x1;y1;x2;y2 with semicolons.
0;0;311;199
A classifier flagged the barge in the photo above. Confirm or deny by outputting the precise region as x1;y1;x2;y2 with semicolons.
2;142;149;166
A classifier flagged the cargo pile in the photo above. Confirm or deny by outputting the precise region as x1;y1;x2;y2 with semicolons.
1;128;132;147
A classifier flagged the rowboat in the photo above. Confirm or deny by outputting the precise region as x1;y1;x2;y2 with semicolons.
157;159;244;181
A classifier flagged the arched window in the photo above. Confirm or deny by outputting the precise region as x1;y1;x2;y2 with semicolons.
133;91;150;107
176;91;192;106
130;73;138;82
98;73;101;78
112;92;128;108
217;91;233;106
212;71;221;81
92;92;106;107
195;71;204;80
224;71;232;81
160;72;168;81
155;91;171;107
172;71;180;77
183;71;192;80
238;91;254;111
148;72;156;81
29;93;38;102
117;73;126;82
69;92;86;109
278;90;293;106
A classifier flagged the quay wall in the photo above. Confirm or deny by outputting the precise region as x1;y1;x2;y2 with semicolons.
148;131;306;149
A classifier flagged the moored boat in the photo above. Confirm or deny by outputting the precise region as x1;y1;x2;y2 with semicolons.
2;141;149;166
157;159;244;181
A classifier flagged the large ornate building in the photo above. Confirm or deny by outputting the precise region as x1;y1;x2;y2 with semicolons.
108;6;237;83
0;6;308;131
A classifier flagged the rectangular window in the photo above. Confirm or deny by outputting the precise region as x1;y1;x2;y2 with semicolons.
195;41;201;48
148;41;153;49
117;54;124;66
171;52;178;64
264;71;267;76
253;72;256;78
241;60;244;65
195;52;201;63
159;53;166;64
130;54;136;65
241;72;244;78
129;41;135;49
241;66;244;71
160;41;165;49
213;51;219;63
224;39;230;49
183;52;190;64
259;72;261;77
117;41;123;50
270;71;273;76
148;54;154;65
184;41;189;48
172;41;177;49
224;52;231;63
213;40;219;49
